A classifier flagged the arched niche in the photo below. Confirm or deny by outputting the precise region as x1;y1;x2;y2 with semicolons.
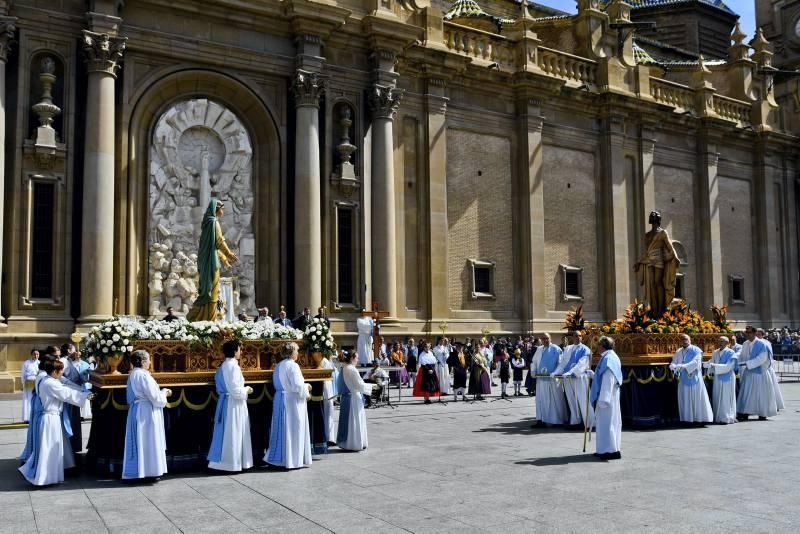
120;69;284;317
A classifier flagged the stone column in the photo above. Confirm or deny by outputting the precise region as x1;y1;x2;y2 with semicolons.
0;18;14;321
516;96;546;327
600;113;632;319
695;130;724;309
754;140;783;327
368;84;401;320
425;78;449;320
80;31;125;323
292;70;324;312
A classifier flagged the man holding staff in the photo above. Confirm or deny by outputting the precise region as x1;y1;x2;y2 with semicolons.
590;336;622;460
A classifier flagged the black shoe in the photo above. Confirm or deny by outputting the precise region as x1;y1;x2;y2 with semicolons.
758;416;767;421
597;451;621;461
532;421;547;428
424;399;432;405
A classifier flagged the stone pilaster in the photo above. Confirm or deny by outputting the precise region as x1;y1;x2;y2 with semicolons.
79;30;126;323
369;82;401;320
0;16;14;323
600;111;632;319
292;69;325;312
754;139;783;327
695;129;724;309
516;95;546;328
424;77;449;321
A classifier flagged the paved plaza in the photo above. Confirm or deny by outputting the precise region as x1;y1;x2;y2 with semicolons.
0;383;798;533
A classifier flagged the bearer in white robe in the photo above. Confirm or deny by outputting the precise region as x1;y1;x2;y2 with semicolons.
337;351;372;451
555;332;594;429
19;358;91;486
265;342;313;469
590;336;622;460
756;328;784;412
703;336;737;424
320;355;338;445
208;340;254;472
356;315;374;366
122;350;170;480
737;327;778;420
21;349;40;422
433;337;451;395
532;333;568;427
669;334;713;424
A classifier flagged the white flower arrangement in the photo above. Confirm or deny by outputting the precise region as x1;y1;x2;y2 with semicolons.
304;317;336;357
83;316;307;361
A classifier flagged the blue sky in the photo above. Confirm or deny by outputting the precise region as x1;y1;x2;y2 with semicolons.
534;1;757;38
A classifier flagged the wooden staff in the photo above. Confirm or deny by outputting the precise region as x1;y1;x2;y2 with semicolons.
582;374;592;453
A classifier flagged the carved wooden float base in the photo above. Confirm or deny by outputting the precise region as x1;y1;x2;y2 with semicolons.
583;332;726;366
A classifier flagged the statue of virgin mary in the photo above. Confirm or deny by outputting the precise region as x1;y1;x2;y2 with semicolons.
187;199;237;322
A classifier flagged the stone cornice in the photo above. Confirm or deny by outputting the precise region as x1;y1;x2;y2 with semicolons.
82;30;126;76
284;0;350;41
292;69;326;108
0;16;16;63
368;84;402;120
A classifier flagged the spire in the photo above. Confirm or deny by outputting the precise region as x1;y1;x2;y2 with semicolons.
750;27;772;68
728;21;750;62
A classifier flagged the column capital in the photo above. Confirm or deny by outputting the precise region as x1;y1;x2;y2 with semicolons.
0;16;16;63
292;69;326;108
368;84;402;120
82;30;126;76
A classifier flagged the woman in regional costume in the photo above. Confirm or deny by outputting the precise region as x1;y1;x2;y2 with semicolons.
19;358;91;486
468;340;492;400
265;342;312;469
703;336;738;424
122;350;171;480
208;340;254;471
452;344;469;401
390;343;408;386
306;351;330;455
187;199;238;322
413;343;441;404
21;349;40;422
337;351;372;451
591;336;622;460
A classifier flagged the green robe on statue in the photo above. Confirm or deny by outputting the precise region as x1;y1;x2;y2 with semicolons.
187;199;234;322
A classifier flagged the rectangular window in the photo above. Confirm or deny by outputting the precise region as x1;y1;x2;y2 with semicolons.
729;274;745;304
559;264;583;301
469;259;495;299
336;206;354;304
31;182;55;299
674;273;685;300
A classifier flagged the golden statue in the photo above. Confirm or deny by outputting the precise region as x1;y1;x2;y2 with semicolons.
187;199;238;321
634;210;679;318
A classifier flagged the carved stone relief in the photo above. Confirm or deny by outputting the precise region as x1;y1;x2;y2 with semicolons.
148;98;255;317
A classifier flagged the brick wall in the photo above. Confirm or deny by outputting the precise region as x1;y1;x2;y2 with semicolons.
446;129;514;311
542;145;600;312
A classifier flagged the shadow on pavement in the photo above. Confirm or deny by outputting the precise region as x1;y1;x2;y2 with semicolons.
514;454;598;466
473;419;582;435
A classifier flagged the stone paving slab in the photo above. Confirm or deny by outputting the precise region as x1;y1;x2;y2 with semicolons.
0;384;799;532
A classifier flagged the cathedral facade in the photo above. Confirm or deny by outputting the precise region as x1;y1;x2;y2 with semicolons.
0;0;798;390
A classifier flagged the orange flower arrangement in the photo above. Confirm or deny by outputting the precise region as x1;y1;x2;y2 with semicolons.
592;300;731;335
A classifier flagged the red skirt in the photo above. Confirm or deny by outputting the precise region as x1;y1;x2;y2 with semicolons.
413;366;441;397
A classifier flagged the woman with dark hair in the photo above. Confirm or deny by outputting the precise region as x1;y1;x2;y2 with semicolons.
208;339;254;472
122;350;171;480
19;358;92;486
413;342;440;404
337;350;372;451
265;342;312;469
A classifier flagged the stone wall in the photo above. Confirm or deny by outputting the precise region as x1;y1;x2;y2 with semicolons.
719;176;757;316
542;145;599;313
654;164;698;307
446;129;514;312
